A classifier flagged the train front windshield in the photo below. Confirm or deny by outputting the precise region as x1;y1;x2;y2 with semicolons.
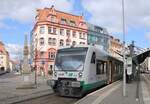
55;47;88;71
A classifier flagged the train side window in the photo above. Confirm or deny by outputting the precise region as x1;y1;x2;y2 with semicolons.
104;62;107;74
96;62;101;74
96;60;106;75
91;52;96;64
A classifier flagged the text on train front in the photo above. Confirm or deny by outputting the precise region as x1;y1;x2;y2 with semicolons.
54;47;88;78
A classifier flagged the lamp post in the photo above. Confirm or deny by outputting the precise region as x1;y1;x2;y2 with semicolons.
34;41;43;86
122;0;126;97
41;59;45;76
34;47;37;86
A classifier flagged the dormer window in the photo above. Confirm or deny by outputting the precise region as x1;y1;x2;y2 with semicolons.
51;16;55;22
70;20;76;26
61;18;67;24
80;22;85;27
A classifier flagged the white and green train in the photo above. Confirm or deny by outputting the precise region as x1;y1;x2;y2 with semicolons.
47;45;123;97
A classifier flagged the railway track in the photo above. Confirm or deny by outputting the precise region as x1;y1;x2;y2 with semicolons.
14;93;79;104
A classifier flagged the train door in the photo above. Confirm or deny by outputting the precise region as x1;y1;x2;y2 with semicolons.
87;52;96;84
109;61;112;83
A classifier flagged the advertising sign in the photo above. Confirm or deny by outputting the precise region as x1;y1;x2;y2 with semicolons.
127;57;132;75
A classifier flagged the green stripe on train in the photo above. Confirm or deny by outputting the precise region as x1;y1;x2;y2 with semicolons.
80;80;106;91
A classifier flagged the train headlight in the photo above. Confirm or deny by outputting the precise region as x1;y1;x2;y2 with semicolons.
78;72;83;78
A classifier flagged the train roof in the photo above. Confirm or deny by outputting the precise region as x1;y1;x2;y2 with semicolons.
57;45;123;62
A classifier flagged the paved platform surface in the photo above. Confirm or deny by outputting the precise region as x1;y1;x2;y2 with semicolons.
0;71;7;75
76;79;145;104
0;72;52;104
141;74;150;104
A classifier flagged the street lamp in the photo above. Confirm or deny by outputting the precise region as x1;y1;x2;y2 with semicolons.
41;59;45;76
122;0;126;97
34;41;43;87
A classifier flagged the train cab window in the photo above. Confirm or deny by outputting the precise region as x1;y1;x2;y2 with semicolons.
91;52;96;64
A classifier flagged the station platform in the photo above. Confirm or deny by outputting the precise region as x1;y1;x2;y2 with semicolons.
75;77;148;104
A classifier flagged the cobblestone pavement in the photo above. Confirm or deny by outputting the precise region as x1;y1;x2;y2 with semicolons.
0;72;52;104
15;94;79;104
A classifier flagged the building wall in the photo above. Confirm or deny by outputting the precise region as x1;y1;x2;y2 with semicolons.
109;36;123;60
0;41;10;71
87;23;109;51
31;6;88;76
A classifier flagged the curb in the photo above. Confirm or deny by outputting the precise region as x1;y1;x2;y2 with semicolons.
75;81;121;104
0;71;7;76
0;89;53;104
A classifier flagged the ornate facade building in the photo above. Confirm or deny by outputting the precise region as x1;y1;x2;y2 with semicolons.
87;23;110;52
31;6;88;76
0;41;10;72
109;36;123;60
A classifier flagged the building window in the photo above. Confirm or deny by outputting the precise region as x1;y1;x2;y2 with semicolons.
40;51;44;57
80;42;85;45
70;20;75;26
73;31;76;38
61;18;67;24
83;33;86;39
48;38;56;46
66;30;70;37
60;29;64;35
40;26;45;34
39;38;44;45
51;16;55;22
66;39;71;46
53;28;57;34
49;52;55;60
53;38;56;46
48;27;52;34
72;41;76;46
48;38;52;45
79;32;82;39
60;39;64;46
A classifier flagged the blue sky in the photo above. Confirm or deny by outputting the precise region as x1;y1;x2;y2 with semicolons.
0;0;150;59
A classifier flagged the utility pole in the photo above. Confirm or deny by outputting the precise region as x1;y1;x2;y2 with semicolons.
122;0;126;97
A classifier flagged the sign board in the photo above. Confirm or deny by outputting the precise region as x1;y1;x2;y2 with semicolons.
127;57;132;75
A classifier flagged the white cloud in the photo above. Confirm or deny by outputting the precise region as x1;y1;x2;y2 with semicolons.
145;32;150;40
81;0;150;33
0;22;9;29
0;0;74;24
6;44;23;59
